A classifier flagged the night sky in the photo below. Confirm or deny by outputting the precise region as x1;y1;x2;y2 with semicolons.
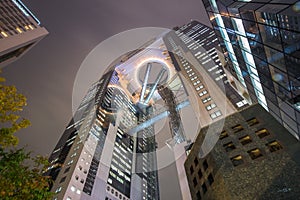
2;0;210;199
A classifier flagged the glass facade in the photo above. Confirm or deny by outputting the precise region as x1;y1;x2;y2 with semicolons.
46;52;161;200
202;0;300;139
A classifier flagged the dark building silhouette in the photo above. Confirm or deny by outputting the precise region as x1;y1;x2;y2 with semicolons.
185;104;300;200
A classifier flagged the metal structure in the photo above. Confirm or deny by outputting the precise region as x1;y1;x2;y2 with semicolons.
128;62;189;145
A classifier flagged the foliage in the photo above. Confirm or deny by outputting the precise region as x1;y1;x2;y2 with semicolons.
0;75;30;147
0;148;53;200
0;72;54;199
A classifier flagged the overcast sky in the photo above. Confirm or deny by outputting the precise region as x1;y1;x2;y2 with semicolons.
2;0;210;199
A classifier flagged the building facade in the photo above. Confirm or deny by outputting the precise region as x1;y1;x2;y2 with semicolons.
0;0;48;68
45;19;268;199
45;64;160;200
185;104;300;200
163;21;246;129
202;0;300;139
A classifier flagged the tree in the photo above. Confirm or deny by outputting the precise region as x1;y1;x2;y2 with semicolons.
0;73;53;199
0;148;53;199
0;75;30;147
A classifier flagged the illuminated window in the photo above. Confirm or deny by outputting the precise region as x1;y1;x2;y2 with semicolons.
70;185;76;192
206;103;216;111
246;118;259;126
266;141;283;152
1;31;8;37
67;160;73;166
239;135;252;145
248;148;263;160
219;130;228;140
202;96;212;103
232;124;244;133
223;142;236;152
255;128;270;138
55;186;62;193
199;90;207;96
210;110;222;119
196;85;204;90
231;155;244;166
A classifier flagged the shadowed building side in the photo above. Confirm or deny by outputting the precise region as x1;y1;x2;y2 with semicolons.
185;104;300;200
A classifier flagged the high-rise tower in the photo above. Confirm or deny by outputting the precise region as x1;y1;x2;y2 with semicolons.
201;0;300;139
0;0;48;68
45;21;250;200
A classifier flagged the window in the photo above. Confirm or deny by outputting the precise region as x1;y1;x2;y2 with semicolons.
248;148;262;160
231;155;244;166
59;176;66;183
193;177;198;187
202;183;207;194
55;186;62;193
196;85;203;90
64;167;70;173
70;185;76;192
255;128;270;138
198;169;203;179
232;124;244;133
206;103;216;111
196;191;201;200
219;130;228;140
266;140;283;152
223;142;236;152
199;90;207;96
67;160;73;166
194;158;199;166
239;135;252;145
210;110;222;119
208;173;214;185
203;160;208;170
202;96;211;104
246;118;259;126
190;166;194;174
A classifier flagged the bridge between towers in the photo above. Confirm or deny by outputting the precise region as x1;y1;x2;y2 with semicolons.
126;62;189;144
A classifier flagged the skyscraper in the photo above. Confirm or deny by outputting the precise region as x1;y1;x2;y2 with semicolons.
184;103;300;200
201;0;300;139
0;0;48;68
45;20;254;200
46;60;160;200
44;36;186;199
